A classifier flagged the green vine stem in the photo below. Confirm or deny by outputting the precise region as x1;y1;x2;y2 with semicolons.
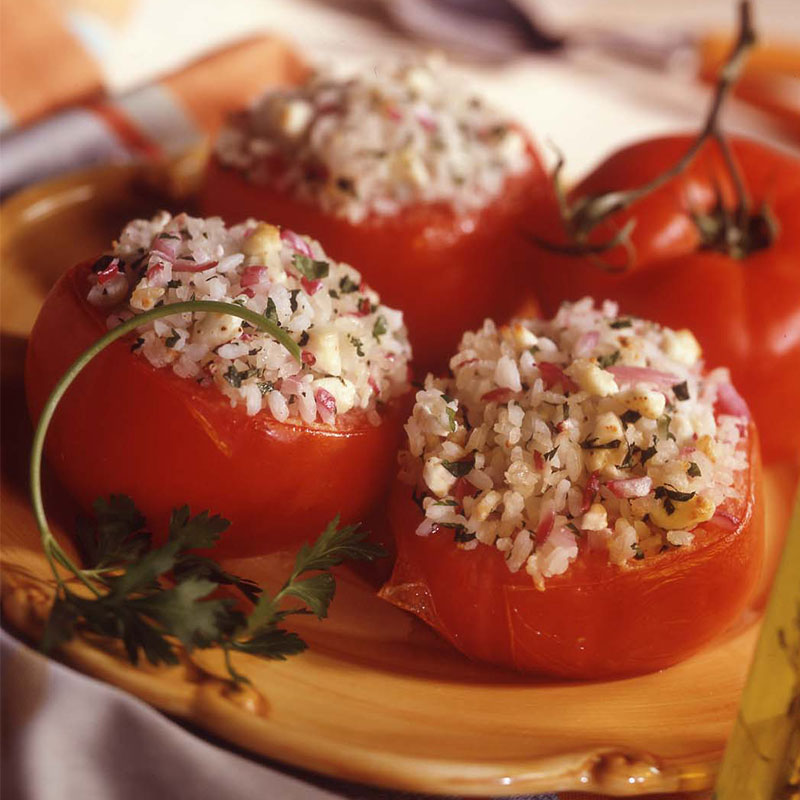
29;300;300;596
538;0;759;266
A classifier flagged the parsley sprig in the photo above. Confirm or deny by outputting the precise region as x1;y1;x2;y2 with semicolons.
30;301;382;683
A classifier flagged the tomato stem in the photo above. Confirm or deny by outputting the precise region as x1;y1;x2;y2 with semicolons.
29;300;301;595
537;1;761;267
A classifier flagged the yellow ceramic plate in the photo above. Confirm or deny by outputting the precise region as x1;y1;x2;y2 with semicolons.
1;160;796;797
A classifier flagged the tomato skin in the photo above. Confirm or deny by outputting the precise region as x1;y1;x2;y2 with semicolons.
529;136;800;465
199;143;552;375
25;261;409;557
381;425;763;678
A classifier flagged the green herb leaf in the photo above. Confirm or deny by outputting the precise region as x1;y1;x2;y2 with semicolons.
75;494;150;569
658;414;676;441
347;334;365;357
640;441;658;465
543;445;559;461
597;350;621;369
620;410;641;425
292;254;329;280
167;507;229;552
372;315;387;341
654;486;696;503
687;461;702;478
609;319;632;329
441;456;475;478
229;628;307;661
173;555;262;604
339;275;359;294
580;437;622;450
672;381;690;401
282;573;336;619
264;297;280;327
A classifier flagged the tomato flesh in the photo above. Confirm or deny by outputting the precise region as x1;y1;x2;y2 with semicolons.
381;424;763;678
25;261;409;557
199;144;552;375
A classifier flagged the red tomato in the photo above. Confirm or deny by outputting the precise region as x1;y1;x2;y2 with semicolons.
381;424;763;679
199;142;552;375
529;136;800;465
25;261;409;557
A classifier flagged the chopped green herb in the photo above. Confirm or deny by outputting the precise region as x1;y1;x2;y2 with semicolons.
289;289;300;313
328;289;339;299
347;334;365;357
166;279;182;289
298;331;309;347
446;406;457;433
434;499;459;507
620;410;642;425
580;437;621;450
632;543;646;560
372;315;387;341
597;350;621;369
655;486;696;503
543;445;559;461
257;381;274;396
339;275;359;294
451;528;476;544
687;461;702;478
223;365;253;388
292;254;329;281
165;329;180;349
265;297;280;327
610;318;632;329
619;441;636;469
672;381;690;401
130;337;144;352
658;414;676;441
640;441;658;465
441;456;475;478
335;176;356;195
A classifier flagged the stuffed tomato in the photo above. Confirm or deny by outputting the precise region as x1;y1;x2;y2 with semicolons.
199;57;553;374
381;299;763;678
26;213;412;557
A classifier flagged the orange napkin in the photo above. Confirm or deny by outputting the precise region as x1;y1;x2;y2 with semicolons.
0;0;305;193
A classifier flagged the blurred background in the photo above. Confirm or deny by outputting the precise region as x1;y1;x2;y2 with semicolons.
1;0;798;195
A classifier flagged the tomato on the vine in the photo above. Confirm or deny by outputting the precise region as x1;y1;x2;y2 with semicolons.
529;136;800;464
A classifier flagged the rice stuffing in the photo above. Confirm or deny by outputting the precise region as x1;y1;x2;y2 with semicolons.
214;56;531;223
399;299;750;589
87;212;411;425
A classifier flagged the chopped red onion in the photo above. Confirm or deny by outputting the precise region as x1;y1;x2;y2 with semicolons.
715;382;750;419
280;228;313;257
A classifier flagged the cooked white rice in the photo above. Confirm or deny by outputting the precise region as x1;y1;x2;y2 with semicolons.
87;212;411;425
214;56;531;224
400;299;750;589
